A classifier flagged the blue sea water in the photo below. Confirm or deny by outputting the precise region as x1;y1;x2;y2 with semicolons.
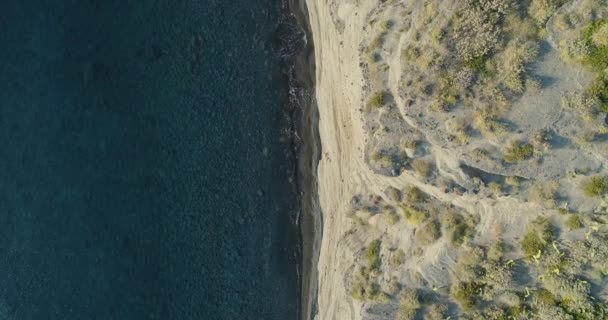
0;1;299;319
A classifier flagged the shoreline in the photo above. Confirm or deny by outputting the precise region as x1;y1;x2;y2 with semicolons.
287;0;322;319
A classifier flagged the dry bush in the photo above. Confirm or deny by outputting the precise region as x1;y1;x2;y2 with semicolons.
390;249;405;268
499;40;540;93
528;0;563;25
526;77;542;93
451;0;511;62
397;288;421;319
446;117;470;144
565;214;583;230
441;211;476;245
384;206;400;225
582;175;607;197
591;23;608;46
503;140;534;163
528;181;559;207
425;303;447;320
488;181;502;195
415;219;442;244
561;91;600;121
475;110;510;137
520;217;554;259
504;11;540;38
405;186;427;204
402;206;428;225
481;262;514;299
385;186;402;202
412;159;433;178
560;39;591;62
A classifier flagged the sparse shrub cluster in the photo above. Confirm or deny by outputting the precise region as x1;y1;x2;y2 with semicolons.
441;211;476;245
397;288;421;319
499;40;540;93
390;249;405;268
528;181;559;207
474;110;510;138
402;206;428;225
371;149;407;175
562;91;602;122
561;18;608;125
415;219;442;245
520;217;554;259
405;186;427;204
580;19;608;72
351;239;389;302
504;140;534;163
565;214;583;230
365;239;382;271
369;91;385;109
528;0;568;25
412;158;433;178
391;0;551;158
582;175;607;197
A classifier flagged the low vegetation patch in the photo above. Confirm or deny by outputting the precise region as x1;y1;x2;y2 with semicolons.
364;239;382;271
397;289;421;319
415;219;442;245
412;159;433;178
582;175;607;197
521;218;554;259
405;186;427;204
369;91;385;110
504;141;534;163
402;206;428;225
581;19;608;72
441;212;475;245
565;214;583;230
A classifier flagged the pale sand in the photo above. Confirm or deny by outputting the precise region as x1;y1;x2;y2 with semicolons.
306;1;390;318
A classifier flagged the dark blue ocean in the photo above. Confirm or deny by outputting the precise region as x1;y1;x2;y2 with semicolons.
0;1;300;319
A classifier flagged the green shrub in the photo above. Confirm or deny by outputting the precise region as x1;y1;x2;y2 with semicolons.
402;206;428;225
386;210;400;225
398;289;421;319
405;186;427;204
412;159;433;177
365;239;382;271
380;19;392;32
521;218;553;259
536;288;556;305
416;219;442;244
487;241;505;261
528;181;559;207
504;141;534;163
369;91;385;109
391;249;405;267
451;281;484;311
351;281;364;301
488;181;502;195
441;212;474;245
465;54;489;74
565;215;583;230
582;175;607;197
581;19;608;72
385;186;402;202
588;75;608;112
